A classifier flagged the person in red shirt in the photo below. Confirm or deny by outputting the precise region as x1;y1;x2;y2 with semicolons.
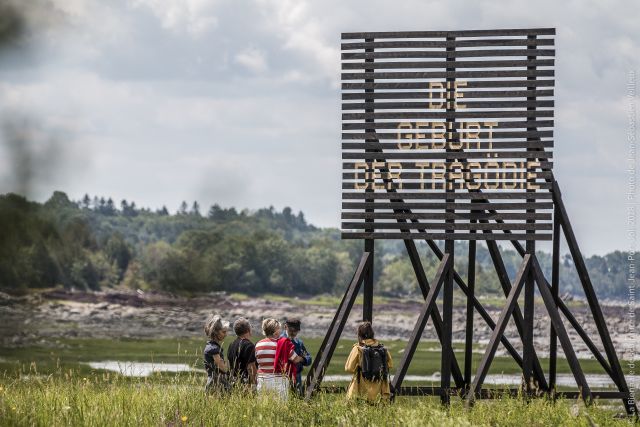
254;318;303;399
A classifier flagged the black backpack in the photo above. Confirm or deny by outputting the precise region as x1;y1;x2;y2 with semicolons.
359;344;388;382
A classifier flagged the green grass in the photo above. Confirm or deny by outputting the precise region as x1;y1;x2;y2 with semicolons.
0;337;633;381
0;338;635;425
0;372;632;426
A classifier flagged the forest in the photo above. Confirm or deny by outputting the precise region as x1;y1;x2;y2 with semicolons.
0;191;632;300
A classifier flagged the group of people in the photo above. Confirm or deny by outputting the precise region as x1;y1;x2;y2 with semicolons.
203;315;312;399
203;314;394;402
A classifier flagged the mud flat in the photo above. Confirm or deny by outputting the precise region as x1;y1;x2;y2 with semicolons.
0;289;637;361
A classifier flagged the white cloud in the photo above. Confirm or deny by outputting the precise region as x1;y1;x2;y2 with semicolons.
255;0;340;84
132;0;219;37
234;47;268;73
0;0;638;254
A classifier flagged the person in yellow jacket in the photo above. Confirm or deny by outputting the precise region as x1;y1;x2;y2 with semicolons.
345;321;393;402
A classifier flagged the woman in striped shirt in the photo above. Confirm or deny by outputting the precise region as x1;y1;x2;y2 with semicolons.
255;318;304;399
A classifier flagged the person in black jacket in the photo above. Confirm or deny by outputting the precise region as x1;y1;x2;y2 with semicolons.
227;318;257;387
203;314;230;393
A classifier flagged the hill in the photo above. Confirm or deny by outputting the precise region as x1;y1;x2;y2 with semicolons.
0;191;631;300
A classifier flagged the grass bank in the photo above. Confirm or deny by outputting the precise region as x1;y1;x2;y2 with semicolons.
0;372;632;426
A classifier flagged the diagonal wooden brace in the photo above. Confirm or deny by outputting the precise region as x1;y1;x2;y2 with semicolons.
466;255;531;406
391;254;451;393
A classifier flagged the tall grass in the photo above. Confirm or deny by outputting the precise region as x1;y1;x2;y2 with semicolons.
0;367;633;426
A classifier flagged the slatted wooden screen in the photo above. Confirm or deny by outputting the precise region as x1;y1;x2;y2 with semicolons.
341;28;555;240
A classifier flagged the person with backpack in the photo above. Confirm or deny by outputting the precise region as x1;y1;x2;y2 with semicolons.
203;314;231;394
345;321;393;402
227;318;257;387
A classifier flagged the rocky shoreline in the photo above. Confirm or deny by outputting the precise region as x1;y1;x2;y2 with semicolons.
1;289;638;361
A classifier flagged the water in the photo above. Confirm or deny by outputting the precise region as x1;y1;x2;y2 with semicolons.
323;373;640;388
85;360;639;388
85;361;195;377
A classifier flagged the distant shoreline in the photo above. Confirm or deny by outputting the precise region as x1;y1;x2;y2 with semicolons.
1;288;637;362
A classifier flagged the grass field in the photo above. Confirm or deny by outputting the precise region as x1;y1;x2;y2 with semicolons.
0;337;636;425
0;373;633;426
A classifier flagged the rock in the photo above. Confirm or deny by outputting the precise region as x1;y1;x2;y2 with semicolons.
0;292;17;306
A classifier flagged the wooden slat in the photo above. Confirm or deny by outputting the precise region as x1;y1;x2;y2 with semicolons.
343;80;555;90
342;212;552;220
343;171;554;180
342;91;554;101
341;38;555;50
343;161;554;169
343;101;554;110
341;202;554;210
342;49;555;60
341;222;552;231
342;130;553;139
343;111;554;120
343;120;554;129
342;192;552;199
342;150;553;160
341;29;555;39
342;59;554;70
342;70;554;80
343;182;552;190
342;141;554;149
342;232;552;240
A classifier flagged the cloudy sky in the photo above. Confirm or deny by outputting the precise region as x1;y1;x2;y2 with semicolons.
0;0;638;255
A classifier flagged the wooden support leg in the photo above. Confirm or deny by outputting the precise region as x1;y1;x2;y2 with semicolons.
464;239;476;389
549;204;560;395
466;255;531;406
441;246;454;405
403;240;465;388
523;250;536;396
425;239;527;371
531;256;592;404
305;252;359;388
556;298;614;378
362;36;374;325
391;255;451;393
442;34;455;406
504;207;617;391
524;36;538;397
363;240;374;323
305;252;371;399
553;180;638;415
485;240;549;391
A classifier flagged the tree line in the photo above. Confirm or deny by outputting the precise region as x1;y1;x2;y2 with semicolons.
0;191;632;301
